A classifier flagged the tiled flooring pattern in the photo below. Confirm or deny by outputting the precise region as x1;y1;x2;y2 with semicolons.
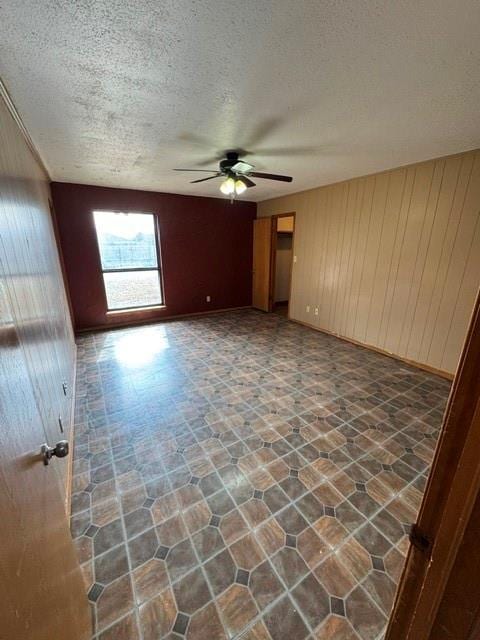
70;310;451;640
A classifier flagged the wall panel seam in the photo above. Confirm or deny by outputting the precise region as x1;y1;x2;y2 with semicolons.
405;159;446;358
417;157;463;360
425;156;475;362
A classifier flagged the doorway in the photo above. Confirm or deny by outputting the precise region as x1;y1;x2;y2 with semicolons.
273;214;294;316
252;212;295;314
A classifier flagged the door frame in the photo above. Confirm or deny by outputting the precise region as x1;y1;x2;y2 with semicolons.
252;217;274;312
268;212;296;314
385;288;480;639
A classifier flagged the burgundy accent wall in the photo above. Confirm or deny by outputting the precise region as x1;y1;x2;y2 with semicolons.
51;182;256;331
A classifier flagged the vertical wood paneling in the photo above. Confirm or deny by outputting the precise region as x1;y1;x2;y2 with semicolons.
259;149;480;375
397;160;444;355
378;167;415;349
404;158;460;362
344;178;365;338
331;182;349;330
418;155;473;366
437;154;480;372
352;176;376;341
358;174;389;342
315;187;329;327
368;169;406;346
305;193;318;320
290;194;305;321
442;214;480;370
337;181;356;334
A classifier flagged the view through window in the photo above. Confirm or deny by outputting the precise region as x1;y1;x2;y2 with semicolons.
93;211;163;310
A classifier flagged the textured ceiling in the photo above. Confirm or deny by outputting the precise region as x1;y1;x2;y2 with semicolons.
1;1;479;202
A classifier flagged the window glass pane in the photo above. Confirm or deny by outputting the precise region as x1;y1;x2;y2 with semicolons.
93;211;158;270
103;270;162;310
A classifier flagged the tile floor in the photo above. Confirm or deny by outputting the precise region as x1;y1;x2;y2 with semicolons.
70;310;451;640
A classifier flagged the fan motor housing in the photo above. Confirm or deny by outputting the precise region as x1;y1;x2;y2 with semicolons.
219;152;239;173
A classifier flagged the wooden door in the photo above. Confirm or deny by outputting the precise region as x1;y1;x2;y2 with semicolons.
0;282;91;640
252;217;273;311
385;289;480;640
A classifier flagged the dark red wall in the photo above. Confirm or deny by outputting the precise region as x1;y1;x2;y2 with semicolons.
51;182;256;331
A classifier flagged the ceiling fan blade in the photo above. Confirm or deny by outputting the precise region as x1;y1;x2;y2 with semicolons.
174;168;218;172
190;174;221;184
249;172;293;183
243;117;285;148
195;154;224;167
239;176;256;188
253;145;319;157
177;132;213;149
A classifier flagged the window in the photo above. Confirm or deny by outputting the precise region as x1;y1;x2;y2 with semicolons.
93;211;163;311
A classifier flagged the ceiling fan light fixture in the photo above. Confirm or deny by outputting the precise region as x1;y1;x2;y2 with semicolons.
220;176;235;195
234;179;247;195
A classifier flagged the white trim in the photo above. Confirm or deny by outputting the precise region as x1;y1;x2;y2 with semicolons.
0;75;51;178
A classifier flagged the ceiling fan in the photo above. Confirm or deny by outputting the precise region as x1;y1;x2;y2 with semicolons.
174;150;293;200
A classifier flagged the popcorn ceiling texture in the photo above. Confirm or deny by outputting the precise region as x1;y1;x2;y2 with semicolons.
1;1;479;201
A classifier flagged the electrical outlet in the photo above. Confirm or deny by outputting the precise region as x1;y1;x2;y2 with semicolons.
315;307;319;315
293;255;297;263
206;295;211;303
306;305;310;313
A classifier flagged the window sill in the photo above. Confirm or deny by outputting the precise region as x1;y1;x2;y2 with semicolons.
106;305;166;315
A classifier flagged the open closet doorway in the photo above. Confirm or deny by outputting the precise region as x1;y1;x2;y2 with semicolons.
272;213;295;316
252;212;295;313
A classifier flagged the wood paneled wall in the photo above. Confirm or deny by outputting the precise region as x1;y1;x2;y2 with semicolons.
0;88;75;498
258;150;480;375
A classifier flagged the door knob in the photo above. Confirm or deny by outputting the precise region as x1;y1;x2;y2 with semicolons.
41;440;69;465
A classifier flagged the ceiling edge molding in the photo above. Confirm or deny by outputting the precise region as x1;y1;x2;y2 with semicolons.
0;76;50;179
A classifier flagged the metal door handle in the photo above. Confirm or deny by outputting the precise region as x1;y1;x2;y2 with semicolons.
41;440;69;465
